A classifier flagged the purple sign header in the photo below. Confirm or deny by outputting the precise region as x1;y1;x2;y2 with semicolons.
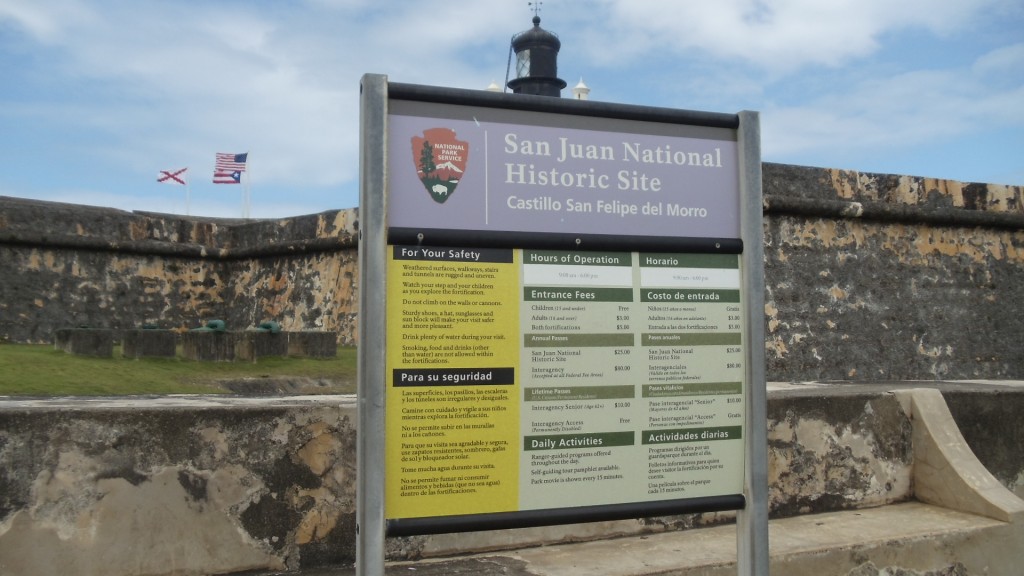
388;107;739;239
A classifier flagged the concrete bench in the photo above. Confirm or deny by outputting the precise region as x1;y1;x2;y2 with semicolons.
54;328;113;357
181;331;236;361
287;331;338;358
122;329;177;359
236;331;288;362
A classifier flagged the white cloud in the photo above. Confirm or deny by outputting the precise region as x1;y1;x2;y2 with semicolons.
583;0;1006;73
761;44;1024;174
0;1;527;194
2;3;363;187
0;0;96;43
1;0;1021;219
972;42;1024;83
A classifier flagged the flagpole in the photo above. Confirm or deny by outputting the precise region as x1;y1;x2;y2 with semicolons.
158;168;190;214
245;151;252;218
241;159;246;218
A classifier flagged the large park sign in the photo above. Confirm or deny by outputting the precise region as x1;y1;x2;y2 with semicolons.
357;74;768;575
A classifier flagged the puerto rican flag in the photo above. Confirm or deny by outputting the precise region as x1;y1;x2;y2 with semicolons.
213;152;247;184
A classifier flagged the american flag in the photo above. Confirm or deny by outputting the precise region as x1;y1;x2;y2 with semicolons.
213;152;248;184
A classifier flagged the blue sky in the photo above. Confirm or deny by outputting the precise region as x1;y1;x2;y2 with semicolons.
1;0;1021;218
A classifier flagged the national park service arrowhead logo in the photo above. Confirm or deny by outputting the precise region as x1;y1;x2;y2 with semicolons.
411;128;469;204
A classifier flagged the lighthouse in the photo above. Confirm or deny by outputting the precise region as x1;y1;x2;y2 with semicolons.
506;14;567;97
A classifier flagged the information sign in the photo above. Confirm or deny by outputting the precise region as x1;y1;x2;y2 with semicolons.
358;77;765;571
386;99;740;244
386;243;747;525
386;246;520;519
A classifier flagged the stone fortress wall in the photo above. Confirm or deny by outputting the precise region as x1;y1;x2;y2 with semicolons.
761;164;1023;381
1;163;1023;574
2;162;1022;382
0;199;360;346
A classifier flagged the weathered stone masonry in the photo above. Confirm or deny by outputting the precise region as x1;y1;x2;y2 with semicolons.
762;164;1024;381
2;163;1021;381
0;398;358;574
0;200;360;346
3;386;1020;574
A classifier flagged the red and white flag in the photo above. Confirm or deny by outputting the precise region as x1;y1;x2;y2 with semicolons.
213;152;248;184
157;167;188;185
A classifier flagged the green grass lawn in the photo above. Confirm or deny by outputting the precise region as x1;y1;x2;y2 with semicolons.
0;344;356;396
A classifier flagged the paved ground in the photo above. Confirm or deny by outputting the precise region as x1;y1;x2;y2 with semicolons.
255;502;1011;576
253;556;528;575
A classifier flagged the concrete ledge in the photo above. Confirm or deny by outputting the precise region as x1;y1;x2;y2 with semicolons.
2;384;1023;576
348;387;1024;575
376;503;1018;576
895;388;1024;522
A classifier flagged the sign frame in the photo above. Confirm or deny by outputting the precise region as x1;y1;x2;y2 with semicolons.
357;73;768;575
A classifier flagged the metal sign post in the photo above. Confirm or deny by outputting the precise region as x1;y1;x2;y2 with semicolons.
356;73;388;576
736;110;769;575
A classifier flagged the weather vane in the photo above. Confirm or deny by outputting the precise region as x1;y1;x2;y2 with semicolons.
529;1;542;17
